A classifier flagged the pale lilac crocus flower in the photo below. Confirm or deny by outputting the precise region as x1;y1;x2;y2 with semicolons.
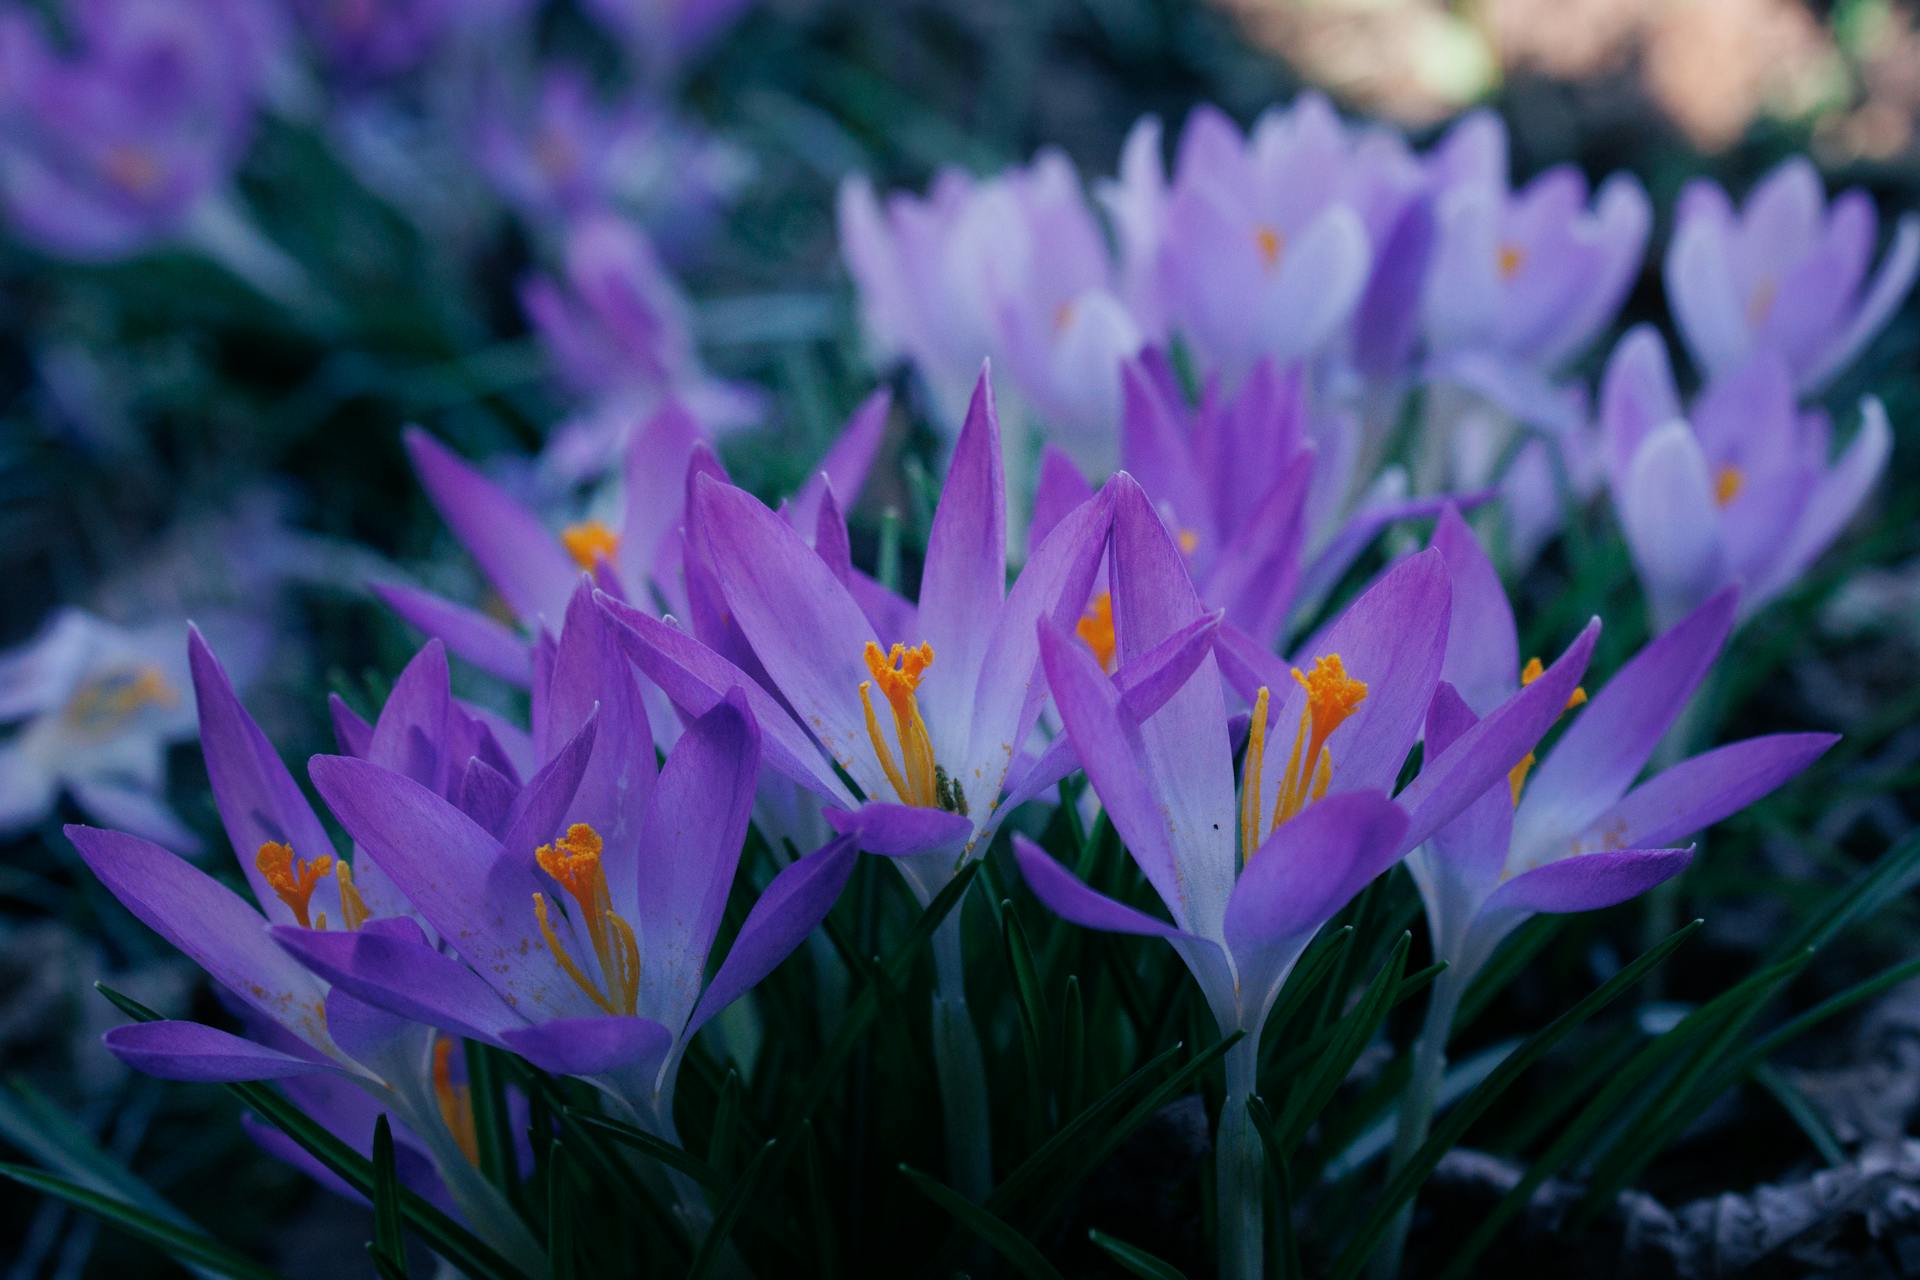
1599;326;1892;630
66;630;543;1272
839;151;1142;474
1382;510;1837;1258
0;610;202;851
602;367;1117;1198
1665;156;1920;392
1018;482;1599;1280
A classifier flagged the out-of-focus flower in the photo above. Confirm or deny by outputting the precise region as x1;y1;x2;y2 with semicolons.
1422;110;1650;390
290;0;530;82
0;611;200;851
0;0;267;261
605;370;1114;901
582;0;759;77
381;391;890;686
522;214;765;468
1099;99;1395;382
1665;156;1920;392
839;152;1140;470
1016;483;1597;1277
65;631;544;1273
474;65;746;246
1600;326;1892;629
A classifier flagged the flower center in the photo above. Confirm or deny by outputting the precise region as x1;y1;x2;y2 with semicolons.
859;641;967;813
1497;242;1526;280
1506;656;1589;805
1255;224;1285;270
560;520;620;571
1713;463;1744;508
100;144;162;196
1748;278;1776;326
256;841;353;930
64;665;177;734
1240;654;1368;862
1076;594;1116;673
532;823;640;1016
432;1037;480;1165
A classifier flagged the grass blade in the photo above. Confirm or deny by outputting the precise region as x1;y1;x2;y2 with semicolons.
687;1139;779;1280
0;1163;279;1280
1089;1228;1187;1279
900;1164;1066;1280
369;1115;410;1279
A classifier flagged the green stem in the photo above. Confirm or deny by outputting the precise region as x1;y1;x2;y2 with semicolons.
929;912;992;1202
1373;966;1465;1280
1216;1034;1263;1280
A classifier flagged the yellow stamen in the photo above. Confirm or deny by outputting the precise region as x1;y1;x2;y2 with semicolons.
256;841;334;930
1255;224;1284;269
1508;656;1588;805
1713;464;1744;508
1240;654;1369;861
1497;242;1526;280
432;1037;480;1165
1076;594;1117;672
335;861;370;931
858;642;945;809
1177;528;1200;556
531;823;639;1015
64;665;177;731
560;519;619;570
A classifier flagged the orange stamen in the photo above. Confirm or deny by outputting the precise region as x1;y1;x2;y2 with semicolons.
1076;594;1117;673
859;642;948;809
1497;242;1526;280
532;823;640;1015
1713;464;1744;509
1508;656;1588;804
1240;654;1369;860
432;1037;480;1165
560;520;619;570
1255;224;1284;269
257;841;334;930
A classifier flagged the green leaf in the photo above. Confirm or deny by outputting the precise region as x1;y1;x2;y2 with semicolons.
1246;1098;1301;1280
1271;933;1414;1159
1089;1228;1188;1279
369;1115;410;1278
547;1142;577;1280
1003;904;1051;1136
1334;919;1702;1280
1059;976;1086;1121
687;1139;779;1280
899;1165;1066;1280
1453;916;1560;1034
799;1122;842;1279
0;1163;279;1280
1751;1063;1845;1167
464;1040;521;1203
1773;827;1920;957
709;1069;742;1172
1261;926;1354;1050
565;1111;727;1192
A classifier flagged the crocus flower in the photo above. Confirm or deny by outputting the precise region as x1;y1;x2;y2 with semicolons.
1015;481;1598;1280
64;629;543;1273
379;390;890;686
0;610;202;851
1599;326;1892;629
522;214;765;460
290;0;530;82
582;0;759;79
0;0;266;261
1665;156;1920;392
839;152;1141;472
1097;98;1393;382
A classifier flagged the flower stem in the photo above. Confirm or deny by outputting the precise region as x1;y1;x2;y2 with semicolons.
1216;1034;1263;1280
1373;966;1465;1279
929;911;992;1201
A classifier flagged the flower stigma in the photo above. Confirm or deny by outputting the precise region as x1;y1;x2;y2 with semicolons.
257;841;335;930
1240;654;1369;862
1076;594;1117;672
560;520;619;570
859;642;967;813
1507;656;1589;804
532;823;641;1015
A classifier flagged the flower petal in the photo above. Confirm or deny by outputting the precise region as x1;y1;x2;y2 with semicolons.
500;1016;674;1079
404;427;575;625
104;1022;348;1083
822;803;973;858
1565;732;1835;857
272;920;526;1045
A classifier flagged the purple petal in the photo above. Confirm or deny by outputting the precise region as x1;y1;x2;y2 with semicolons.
499;709;598;863
371;583;532;687
1804;214;1920;390
1013;834;1191;941
1617;423;1728;629
404;427;575;625
615;402;702;588
272;921;527;1045
105;1022;348;1083
500;1016;674;1078
457;757;520;836
1480;849;1692;918
1429;505;1518;715
189;627;337;921
790;387;892;536
1030;446;1094;552
1114;610;1223;725
367;641;452;794
66;825;332;1049
687;836;859;1035
329;694;373;757
822;803;973;858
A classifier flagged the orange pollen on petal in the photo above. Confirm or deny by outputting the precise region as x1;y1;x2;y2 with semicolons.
560;519;619;570
858;641;943;809
432;1037;480;1165
1255;224;1284;269
101;144;162;195
1177;528;1200;556
1509;655;1588;805
1076;594;1117;672
335;861;370;931
532;822;640;1015
1498;242;1526;280
1713;464;1745;508
256;842;334;930
1053;300;1076;333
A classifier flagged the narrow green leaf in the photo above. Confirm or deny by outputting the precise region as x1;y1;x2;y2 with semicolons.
709;1069;742;1173
1246;1098;1301;1280
464;1040;520;1202
1003;904;1051;1136
565;1111;727;1191
800;1122;842;1279
1773;828;1920;957
1089;1228;1187;1279
687;1139;779;1280
1273;934;1414;1159
1060;976;1086;1121
547;1142;577;1280
370;1115;410;1278
1335;919;1702;1280
1453;916;1560;1034
899;1165;1066;1280
1262;926;1354;1049
1751;1063;1845;1167
0;1163;278;1280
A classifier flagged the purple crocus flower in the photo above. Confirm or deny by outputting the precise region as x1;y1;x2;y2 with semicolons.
522;214;765;457
1097;98;1399;382
839;152;1142;472
1599;326;1892;629
1015;481;1599;1280
0;0;266;261
582;0;759;78
64;629;543;1272
0;610;205;851
1665;156;1920;392
290;0;531;82
379;390;890;687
